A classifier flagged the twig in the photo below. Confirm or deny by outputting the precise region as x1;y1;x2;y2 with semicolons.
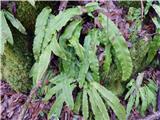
18;87;38;120
58;1;68;11
158;85;160;111
138;111;160;120
140;0;144;21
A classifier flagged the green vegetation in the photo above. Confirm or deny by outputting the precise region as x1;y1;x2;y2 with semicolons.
1;1;160;120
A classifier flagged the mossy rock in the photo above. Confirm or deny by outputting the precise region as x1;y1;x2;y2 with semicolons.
1;28;33;93
117;1;141;8
15;1;58;32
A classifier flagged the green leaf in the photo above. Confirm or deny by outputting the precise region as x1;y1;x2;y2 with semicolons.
126;95;135;119
49;32;67;60
99;13;133;81
60;20;81;41
152;4;160;17
82;89;89;120
146;35;160;64
48;94;64;119
152;17;160;29
43;83;62;101
87;89;102;120
91;87;110;120
63;81;74;109
91;82;126;120
41;14;55;51
73;91;82;114
78;55;89;87
88;30;100;81
33;7;52;60
125;85;135;100
69;23;84;60
145;86;153;107
48;7;82;32
83;30;100;81
27;0;36;7
0;10;13;55
4;10;26;35
139;87;147;115
103;43;112;75
33;47;51;85
147;80;157;92
135;91;140;108
45;74;75;118
85;2;99;13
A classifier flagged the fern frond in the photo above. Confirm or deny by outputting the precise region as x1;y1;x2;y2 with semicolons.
4;10;26;35
87;89;102;120
84;2;99;12
103;43;112;75
33;7;51;60
82;89;89;120
83;30;100;81
152;4;160;17
32;47;51;85
69;23;84;60
73;91;82;114
126;95;136;119
91;86;110;120
48;94;64;119
98;13;133;81
0;10;13;55
146;35;160;64
91;82;126;120
44;74;75;118
126;76;157;117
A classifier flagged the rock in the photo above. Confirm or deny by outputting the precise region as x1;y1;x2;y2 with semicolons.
1;28;33;93
14;1;58;32
117;1;141;9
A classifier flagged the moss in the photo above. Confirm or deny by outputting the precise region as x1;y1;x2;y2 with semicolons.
15;1;58;32
130;39;150;73
1;28;33;93
117;1;141;8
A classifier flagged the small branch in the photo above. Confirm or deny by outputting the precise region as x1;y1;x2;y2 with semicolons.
58;1;68;11
18;87;38;120
138;111;160;120
140;0;144;21
158;85;160;111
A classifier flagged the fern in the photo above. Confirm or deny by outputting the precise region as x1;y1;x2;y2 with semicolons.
82;88;89;120
32;3;131;120
152;4;160;17
43;73;75;119
98;13;133;81
79;81;126;120
125;73;157;118
27;0;36;7
0;10;26;55
33;7;52;60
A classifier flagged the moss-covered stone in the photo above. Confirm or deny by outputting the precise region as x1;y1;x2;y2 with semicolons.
14;1;58;32
1;28;33;93
117;1;141;8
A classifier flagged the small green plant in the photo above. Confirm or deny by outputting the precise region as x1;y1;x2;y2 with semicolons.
125;72;157;119
31;2;134;120
0;10;26;55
